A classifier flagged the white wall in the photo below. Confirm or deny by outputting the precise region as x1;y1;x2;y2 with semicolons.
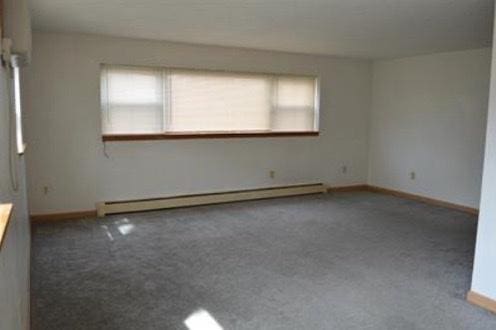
368;48;491;208
24;32;372;214
0;66;30;328
471;7;496;301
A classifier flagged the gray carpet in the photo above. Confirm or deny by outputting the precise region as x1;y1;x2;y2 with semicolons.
31;192;496;330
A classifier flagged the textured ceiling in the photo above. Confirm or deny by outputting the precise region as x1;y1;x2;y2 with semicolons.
30;0;494;59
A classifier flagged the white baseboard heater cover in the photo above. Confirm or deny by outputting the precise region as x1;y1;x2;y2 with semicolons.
96;183;327;217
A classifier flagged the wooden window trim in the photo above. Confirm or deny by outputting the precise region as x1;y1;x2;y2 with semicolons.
102;131;319;141
0;204;13;250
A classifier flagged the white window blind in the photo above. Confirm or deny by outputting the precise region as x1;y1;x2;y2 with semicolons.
101;66;164;134
101;65;318;135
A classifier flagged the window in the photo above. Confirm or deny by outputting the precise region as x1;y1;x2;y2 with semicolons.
101;65;319;140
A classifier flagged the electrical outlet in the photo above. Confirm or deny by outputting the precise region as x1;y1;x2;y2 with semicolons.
43;186;49;195
342;165;348;174
269;170;275;179
410;171;416;180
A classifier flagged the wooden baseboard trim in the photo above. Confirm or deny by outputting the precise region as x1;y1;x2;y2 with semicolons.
366;185;479;215
29;183;478;221
467;291;496;314
30;210;97;223
328;184;478;215
97;183;327;217
328;184;368;193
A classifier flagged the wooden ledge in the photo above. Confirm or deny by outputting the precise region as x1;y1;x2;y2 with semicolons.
0;204;13;250
102;131;319;141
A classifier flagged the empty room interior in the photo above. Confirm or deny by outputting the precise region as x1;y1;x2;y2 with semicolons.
2;0;496;329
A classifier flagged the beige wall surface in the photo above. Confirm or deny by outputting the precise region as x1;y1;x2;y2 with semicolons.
471;6;496;301
0;65;30;329
24;32;372;214
368;48;491;208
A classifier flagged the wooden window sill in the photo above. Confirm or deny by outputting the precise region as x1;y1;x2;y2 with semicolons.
0;204;13;250
102;131;319;141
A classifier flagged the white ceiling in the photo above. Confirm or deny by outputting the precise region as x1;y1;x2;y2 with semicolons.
30;0;494;59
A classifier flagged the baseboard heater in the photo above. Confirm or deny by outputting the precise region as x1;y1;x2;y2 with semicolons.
96;183;327;217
